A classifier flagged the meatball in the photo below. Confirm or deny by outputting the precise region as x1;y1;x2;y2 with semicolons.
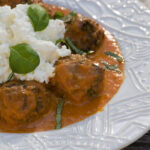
0;0;41;8
0;0;26;7
65;15;104;52
51;55;104;104
0;80;51;125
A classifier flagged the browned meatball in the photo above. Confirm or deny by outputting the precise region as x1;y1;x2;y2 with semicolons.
0;0;41;8
65;15;104;52
51;55;104;104
0;80;51;125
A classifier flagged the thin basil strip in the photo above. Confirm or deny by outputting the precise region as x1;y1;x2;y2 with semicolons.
56;99;64;129
54;11;64;19
65;37;85;55
9;43;40;74
101;61;121;73
55;38;66;45
104;51;123;62
27;4;49;32
56;38;94;55
6;72;14;83
53;11;77;23
63;11;77;23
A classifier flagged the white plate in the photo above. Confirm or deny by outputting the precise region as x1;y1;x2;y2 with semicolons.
1;0;150;149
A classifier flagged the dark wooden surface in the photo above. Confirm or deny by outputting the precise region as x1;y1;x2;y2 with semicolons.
123;131;150;150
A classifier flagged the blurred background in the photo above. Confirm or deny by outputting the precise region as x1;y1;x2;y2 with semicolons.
140;0;150;8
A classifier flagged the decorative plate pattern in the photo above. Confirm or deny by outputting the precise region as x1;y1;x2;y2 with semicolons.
0;0;150;150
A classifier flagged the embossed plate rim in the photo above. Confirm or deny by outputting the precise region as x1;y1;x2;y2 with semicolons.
0;0;150;150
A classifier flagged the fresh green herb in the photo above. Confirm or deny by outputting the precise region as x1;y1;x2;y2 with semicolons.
56;99;64;129
56;38;93;55
54;11;64;19
53;11;76;23
6;72;14;83
63;11;77;23
27;4;49;32
9;43;40;74
104;51;123;62
101;61;121;73
56;38;85;55
55;38;66;45
65;37;85;55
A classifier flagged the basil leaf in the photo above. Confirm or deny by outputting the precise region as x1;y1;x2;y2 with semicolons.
104;51;123;62
27;4;49;32
54;12;64;19
101;61;121;73
63;11;77;23
9;43;40;74
65;37;85;55
56;99;64;129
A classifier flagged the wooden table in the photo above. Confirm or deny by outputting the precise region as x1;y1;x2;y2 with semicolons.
124;131;150;149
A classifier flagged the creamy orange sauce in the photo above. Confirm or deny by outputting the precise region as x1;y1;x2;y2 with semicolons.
0;3;124;133
0;30;124;133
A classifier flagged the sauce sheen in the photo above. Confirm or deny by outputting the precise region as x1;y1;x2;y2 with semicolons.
0;2;124;133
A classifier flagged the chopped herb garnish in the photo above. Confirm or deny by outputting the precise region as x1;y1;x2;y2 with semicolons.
54;12;64;19
63;11;77;23
56;99;64;129
56;38;87;55
104;51;123;62
55;38;66;45
6;72;14;83
101;61;121;73
53;11;77;23
65;37;85;55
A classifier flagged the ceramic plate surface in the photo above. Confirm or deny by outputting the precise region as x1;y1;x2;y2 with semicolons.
1;0;150;150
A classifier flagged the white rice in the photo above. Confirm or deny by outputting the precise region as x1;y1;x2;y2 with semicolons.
0;4;71;83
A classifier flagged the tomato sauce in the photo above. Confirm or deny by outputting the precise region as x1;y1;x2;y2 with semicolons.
0;2;124;133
